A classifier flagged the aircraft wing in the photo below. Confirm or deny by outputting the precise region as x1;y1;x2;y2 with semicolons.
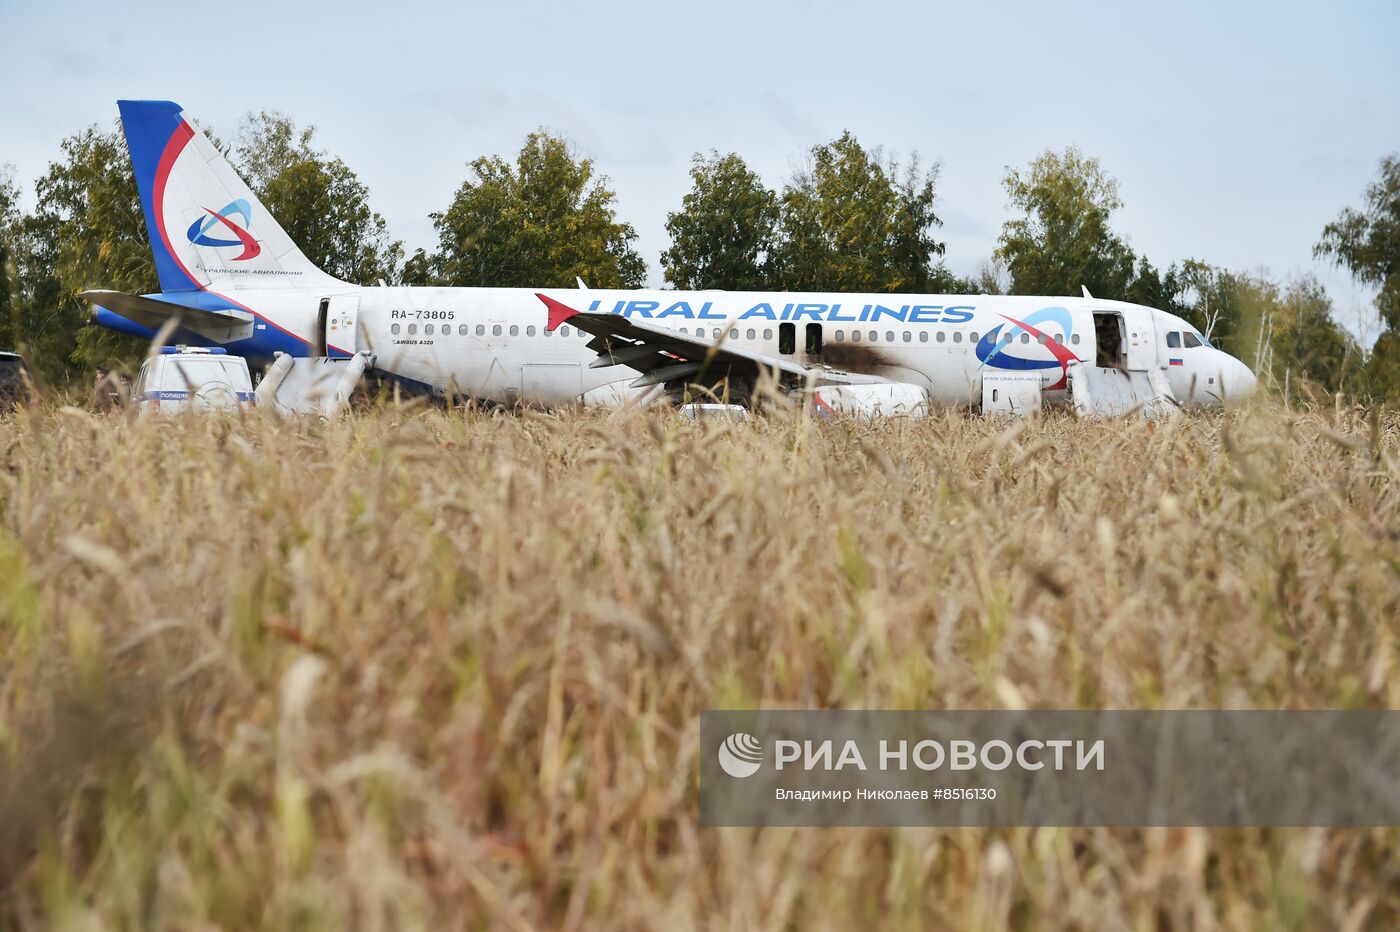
535;293;890;391
81;290;254;331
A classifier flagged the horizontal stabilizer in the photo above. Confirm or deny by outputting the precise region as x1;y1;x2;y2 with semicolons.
81;290;253;331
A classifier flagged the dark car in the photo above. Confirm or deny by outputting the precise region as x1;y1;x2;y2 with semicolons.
0;352;39;407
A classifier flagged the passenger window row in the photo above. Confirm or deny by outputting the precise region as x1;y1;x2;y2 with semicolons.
384;320;1085;352
389;322;595;338
673;325;1079;348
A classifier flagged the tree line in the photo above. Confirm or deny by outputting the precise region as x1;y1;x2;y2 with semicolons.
1;113;1396;401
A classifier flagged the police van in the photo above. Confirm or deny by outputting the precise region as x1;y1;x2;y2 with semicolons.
134;346;255;414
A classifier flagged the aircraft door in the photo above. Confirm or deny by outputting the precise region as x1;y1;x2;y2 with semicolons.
1092;308;1157;371
522;363;583;404
1119;305;1156;370
1091;312;1126;369
317;294;361;356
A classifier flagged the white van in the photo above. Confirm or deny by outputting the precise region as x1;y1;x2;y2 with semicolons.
135;346;255;414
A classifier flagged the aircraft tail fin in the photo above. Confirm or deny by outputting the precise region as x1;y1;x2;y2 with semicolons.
117;99;339;293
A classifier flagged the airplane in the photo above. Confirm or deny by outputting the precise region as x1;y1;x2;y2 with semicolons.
85;100;1258;416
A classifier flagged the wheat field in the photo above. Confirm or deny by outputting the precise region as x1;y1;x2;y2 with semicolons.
1;399;1398;930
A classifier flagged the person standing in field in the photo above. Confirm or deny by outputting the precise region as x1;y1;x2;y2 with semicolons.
91;367;122;412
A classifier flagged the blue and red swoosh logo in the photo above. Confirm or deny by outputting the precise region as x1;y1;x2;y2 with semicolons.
186;199;261;261
974;306;1081;390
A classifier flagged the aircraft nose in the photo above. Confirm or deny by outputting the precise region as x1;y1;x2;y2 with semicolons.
1224;356;1257;401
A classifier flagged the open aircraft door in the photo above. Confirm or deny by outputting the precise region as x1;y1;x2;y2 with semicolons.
1118;305;1157;370
315;294;361;356
1092;306;1157;371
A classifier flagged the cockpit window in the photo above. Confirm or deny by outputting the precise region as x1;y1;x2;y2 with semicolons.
1167;332;1181;348
1183;332;1203;349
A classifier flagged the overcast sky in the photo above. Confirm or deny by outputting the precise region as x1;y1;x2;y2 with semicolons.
2;0;1397;338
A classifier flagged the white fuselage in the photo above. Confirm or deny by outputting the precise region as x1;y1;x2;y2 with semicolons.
193;285;1255;409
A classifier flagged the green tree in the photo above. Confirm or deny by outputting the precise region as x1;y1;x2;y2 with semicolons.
0;166;19;350
1168;261;1237;345
1365;330;1400;401
974;259;1009;295
1314;154;1400;401
660;152;778;290
1315;155;1400;331
232;110;317;193
12;126;157;379
400;248;434;287
1124;256;1172;310
771;132;956;293
995;147;1136;298
429;131;646;288
232;112;402;284
1264;275;1359;398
